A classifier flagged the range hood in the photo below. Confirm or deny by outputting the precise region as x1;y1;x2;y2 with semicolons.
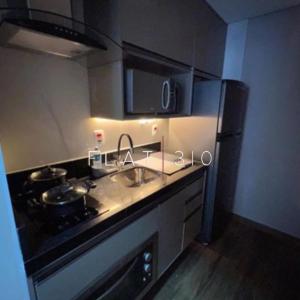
0;6;120;61
0;17;107;58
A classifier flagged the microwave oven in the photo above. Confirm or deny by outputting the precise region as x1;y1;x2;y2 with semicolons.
125;68;179;114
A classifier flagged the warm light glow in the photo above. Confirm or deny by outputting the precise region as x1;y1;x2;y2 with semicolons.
138;119;155;124
92;117;158;125
92;117;123;123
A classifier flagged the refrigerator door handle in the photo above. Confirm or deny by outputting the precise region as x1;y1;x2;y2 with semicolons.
216;132;242;141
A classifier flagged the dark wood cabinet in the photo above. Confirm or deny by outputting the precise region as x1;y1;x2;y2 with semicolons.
193;1;227;77
119;0;195;66
88;45;194;119
84;0;227;77
84;0;227;119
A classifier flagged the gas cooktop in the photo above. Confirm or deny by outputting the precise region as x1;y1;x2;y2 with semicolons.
15;190;109;236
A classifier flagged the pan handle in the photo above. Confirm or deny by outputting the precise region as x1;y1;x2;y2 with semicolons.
83;180;97;192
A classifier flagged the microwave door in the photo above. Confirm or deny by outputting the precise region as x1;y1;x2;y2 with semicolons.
126;69;167;114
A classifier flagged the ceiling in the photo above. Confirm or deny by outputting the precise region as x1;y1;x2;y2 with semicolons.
206;0;300;23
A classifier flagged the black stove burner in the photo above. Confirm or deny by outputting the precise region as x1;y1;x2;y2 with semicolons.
44;207;99;235
15;191;109;236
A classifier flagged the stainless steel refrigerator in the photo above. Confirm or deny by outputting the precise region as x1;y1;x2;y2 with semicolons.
193;79;248;243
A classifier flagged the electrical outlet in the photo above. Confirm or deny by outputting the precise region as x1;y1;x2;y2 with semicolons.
94;129;105;145
152;124;158;136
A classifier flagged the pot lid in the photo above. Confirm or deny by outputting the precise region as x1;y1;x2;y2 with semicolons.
30;166;67;182
41;182;87;206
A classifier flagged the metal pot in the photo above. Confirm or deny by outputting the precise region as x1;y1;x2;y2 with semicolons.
24;166;67;196
41;180;96;218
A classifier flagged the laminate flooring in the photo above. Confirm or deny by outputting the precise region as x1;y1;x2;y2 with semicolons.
145;214;300;300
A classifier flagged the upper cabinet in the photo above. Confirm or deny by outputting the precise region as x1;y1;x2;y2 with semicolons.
84;0;227;77
119;0;195;66
89;45;193;119
84;0;227;119
193;2;227;76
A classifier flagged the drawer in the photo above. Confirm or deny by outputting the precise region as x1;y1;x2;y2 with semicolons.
35;208;159;300
177;176;204;204
182;207;203;250
184;192;204;219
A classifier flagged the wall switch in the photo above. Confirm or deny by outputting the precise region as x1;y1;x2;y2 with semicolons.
152;124;158;136
94;129;105;144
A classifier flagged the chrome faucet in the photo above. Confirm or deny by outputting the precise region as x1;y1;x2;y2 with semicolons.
117;133;134;166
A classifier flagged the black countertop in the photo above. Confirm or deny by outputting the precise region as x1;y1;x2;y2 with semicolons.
17;162;205;277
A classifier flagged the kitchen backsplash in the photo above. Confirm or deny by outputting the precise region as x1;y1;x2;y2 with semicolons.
0;47;169;173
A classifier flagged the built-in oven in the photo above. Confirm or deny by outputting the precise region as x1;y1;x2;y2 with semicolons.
76;234;158;300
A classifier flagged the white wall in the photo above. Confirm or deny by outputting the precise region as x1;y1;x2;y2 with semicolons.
225;7;300;238
222;20;248;80
0;47;169;173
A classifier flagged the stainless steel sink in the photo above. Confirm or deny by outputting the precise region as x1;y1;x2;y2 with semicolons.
110;167;161;188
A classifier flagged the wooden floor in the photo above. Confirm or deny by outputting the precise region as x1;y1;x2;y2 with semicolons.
145;214;300;300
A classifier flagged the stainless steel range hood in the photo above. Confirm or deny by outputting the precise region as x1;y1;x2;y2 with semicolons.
0;4;121;61
0;17;107;58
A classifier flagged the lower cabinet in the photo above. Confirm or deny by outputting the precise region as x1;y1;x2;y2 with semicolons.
33;174;206;299
183;207;203;250
158;191;185;276
33;208;159;300
158;176;205;277
183;180;205;251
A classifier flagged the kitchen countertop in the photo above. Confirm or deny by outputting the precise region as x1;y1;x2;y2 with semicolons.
21;162;205;277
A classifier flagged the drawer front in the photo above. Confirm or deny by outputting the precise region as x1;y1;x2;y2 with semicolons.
35;208;159;300
183;207;203;250
178;176;204;202
158;192;185;276
185;192;204;219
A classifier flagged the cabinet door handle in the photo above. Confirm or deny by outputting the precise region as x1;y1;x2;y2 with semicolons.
161;80;171;110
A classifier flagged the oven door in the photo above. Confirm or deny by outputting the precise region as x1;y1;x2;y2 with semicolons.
76;236;157;300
